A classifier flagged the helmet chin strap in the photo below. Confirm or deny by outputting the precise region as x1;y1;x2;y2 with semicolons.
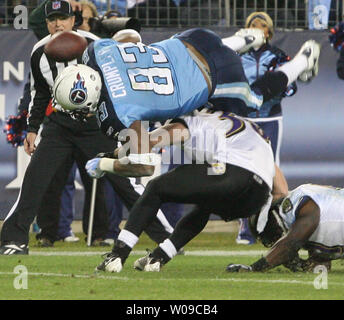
68;107;91;122
52;98;96;122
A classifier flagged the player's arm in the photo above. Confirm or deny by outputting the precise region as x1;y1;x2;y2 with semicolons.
272;164;289;201
86;120;189;178
86;120;153;178
253;198;320;271
227;197;320;272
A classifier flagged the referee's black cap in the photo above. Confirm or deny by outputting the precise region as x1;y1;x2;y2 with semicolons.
45;0;73;18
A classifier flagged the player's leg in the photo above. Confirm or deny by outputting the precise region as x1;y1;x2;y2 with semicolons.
175;28;255;116
159;146;185;228
278;40;321;82
96;163;260;272
103;179;123;244
96;164;211;273
134;205;210;271
252;41;321;102
134;164;271;272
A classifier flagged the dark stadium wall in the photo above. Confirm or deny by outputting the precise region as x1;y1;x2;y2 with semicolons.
0;29;343;219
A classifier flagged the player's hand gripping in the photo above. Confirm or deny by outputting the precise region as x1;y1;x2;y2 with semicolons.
85;157;105;179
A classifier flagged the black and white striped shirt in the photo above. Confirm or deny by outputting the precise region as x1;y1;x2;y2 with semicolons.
28;29;99;133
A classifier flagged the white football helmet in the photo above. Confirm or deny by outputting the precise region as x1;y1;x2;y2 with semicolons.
52;64;102;120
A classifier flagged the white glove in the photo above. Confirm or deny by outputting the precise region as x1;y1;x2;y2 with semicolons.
234;28;266;53
85;157;105;179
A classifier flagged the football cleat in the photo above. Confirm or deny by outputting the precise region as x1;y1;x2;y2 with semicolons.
133;250;151;271
295;40;321;82
133;251;162;272
0;242;29;255
143;260;161;272
234;28;266;53
95;252;123;273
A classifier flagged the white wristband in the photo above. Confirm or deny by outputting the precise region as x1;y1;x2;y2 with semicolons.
99;158;115;173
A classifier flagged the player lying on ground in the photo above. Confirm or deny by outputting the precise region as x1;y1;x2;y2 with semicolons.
53;27;320;166
90;106;289;273
226;184;344;272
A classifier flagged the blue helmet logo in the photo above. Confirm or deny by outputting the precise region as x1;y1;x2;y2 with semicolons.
69;73;88;105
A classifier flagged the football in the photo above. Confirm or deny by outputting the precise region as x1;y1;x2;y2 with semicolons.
44;31;88;62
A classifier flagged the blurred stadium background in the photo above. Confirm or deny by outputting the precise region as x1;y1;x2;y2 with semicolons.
0;0;344;220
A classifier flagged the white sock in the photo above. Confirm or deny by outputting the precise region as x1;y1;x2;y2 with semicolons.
118;229;139;249
159;239;178;259
222;36;246;52
276;55;308;85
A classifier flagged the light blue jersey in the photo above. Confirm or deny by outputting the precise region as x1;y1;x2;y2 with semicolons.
91;38;209;128
83;28;264;140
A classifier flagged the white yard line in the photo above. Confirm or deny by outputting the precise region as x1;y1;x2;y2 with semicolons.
26;249;309;257
26;250;267;256
0;271;127;281
0;271;342;287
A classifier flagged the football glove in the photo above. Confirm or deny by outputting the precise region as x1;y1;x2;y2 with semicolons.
85;157;105;179
234;28;266;53
226;263;253;272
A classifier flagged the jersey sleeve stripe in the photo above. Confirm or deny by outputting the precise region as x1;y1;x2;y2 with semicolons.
213;82;263;109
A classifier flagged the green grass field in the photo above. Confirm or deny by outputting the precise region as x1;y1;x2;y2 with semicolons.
0;231;343;301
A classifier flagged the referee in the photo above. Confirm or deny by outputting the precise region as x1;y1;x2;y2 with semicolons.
0;0;172;254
